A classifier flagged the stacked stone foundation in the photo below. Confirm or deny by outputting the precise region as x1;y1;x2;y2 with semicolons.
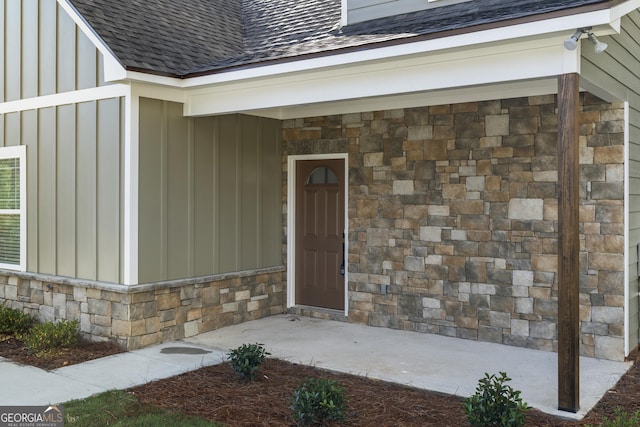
0;267;285;350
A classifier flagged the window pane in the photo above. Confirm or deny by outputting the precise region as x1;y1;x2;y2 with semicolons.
307;167;338;185
0;158;19;210
0;214;20;265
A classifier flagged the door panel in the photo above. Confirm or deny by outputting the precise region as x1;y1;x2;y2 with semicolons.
295;159;345;310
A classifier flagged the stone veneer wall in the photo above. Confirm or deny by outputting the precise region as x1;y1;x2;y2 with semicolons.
0;267;285;349
283;94;626;361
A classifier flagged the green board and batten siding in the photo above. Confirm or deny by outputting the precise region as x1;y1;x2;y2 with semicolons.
0;0;107;102
138;98;282;284
0;0;125;282
582;11;640;352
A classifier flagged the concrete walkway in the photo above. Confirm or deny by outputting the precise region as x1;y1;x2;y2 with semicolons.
0;314;631;421
0;341;227;406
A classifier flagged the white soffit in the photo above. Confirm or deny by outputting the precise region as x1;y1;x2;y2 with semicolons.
242;79;559;120
184;35;578;117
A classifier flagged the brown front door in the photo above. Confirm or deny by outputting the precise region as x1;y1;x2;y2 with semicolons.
295;159;345;310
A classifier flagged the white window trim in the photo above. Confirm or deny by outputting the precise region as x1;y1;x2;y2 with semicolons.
0;145;26;271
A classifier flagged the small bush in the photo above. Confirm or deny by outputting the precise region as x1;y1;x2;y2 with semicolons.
587;407;640;427
227;343;270;380
0;304;36;335
290;378;347;426
463;371;529;427
22;319;80;356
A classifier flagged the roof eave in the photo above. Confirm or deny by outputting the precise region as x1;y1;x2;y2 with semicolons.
191;7;621;88
115;0;629;89
183;1;616;78
126;1;626;85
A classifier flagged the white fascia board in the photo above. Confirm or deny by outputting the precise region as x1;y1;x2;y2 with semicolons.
185;37;578;117
57;0;127;81
118;8;621;91
125;71;186;90
179;9;617;89
611;0;640;22
132;81;187;104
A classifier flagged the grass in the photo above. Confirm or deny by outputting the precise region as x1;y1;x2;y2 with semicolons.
64;390;220;427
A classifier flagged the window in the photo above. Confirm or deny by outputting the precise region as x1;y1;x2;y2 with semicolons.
0;146;26;271
307;167;338;185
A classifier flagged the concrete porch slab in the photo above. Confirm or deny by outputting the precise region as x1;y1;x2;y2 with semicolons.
186;314;631;420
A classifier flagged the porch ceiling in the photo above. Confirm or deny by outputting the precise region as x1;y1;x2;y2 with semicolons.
240;75;622;120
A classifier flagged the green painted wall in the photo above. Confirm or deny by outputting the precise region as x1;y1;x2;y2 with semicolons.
0;0;106;102
0;0;124;282
582;11;640;352
0;99;125;282
138;98;282;283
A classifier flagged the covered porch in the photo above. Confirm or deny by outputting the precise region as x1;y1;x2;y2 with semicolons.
186;314;631;420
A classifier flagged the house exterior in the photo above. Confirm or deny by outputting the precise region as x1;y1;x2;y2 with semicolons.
1;0;639;383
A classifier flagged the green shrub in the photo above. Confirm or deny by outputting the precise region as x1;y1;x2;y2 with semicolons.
22;319;80;356
0;304;36;335
290;378;347;426
587;407;640;427
463;371;529;427
227;343;270;380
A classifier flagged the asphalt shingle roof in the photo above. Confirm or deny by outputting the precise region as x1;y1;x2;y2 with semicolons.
70;0;245;76
69;0;611;78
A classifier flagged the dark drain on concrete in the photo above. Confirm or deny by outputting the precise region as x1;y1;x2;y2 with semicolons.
160;346;213;355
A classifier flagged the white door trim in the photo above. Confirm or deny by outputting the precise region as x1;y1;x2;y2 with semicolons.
287;153;349;315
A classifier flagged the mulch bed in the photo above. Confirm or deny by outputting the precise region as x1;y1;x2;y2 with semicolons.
131;358;469;427
1;333;639;426
0;335;123;370
130;351;640;427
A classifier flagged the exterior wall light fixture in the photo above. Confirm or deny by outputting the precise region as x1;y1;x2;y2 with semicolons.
587;32;608;54
564;27;608;54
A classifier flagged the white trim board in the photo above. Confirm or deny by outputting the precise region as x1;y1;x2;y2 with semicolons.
624;101;631;356
0;85;130;114
124;92;140;286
